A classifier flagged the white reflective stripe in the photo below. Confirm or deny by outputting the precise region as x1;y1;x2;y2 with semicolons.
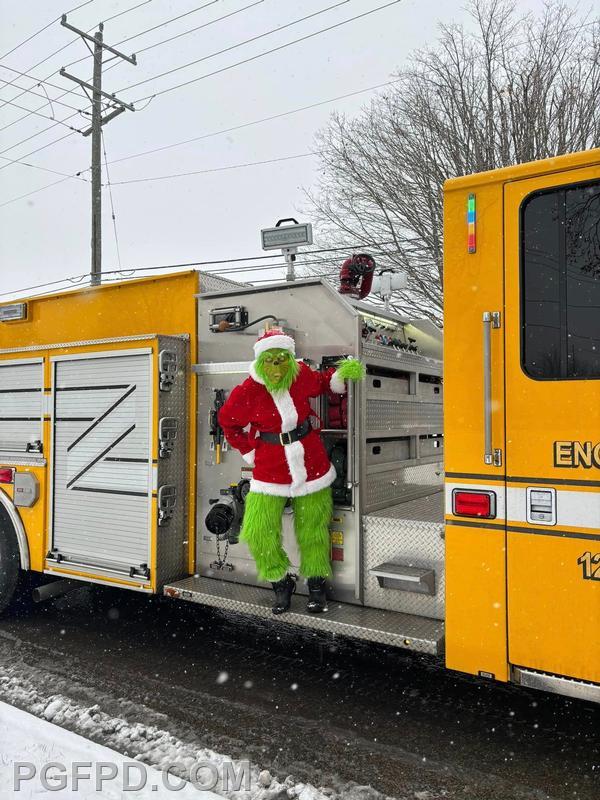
507;486;600;530
445;481;600;531
444;482;505;519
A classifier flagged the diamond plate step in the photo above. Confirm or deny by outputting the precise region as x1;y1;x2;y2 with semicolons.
164;576;444;655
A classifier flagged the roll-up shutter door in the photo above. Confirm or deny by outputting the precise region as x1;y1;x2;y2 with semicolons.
51;351;152;575
0;360;43;453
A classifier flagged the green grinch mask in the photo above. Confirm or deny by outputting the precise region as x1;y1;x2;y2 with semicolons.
255;348;299;393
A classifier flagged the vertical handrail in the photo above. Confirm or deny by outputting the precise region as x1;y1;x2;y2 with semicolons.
346;378;354;489
483;312;493;465
483;311;501;466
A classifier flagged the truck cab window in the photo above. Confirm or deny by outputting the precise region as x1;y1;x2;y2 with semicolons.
521;180;600;379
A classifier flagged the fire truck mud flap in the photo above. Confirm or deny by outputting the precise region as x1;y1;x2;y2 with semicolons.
163;576;444;655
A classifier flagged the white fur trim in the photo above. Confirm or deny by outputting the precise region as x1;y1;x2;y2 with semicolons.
241;450;255;466
250;463;337;498
269;389;298;433
249;361;264;384
329;370;346;394
283;439;308;490
253;334;295;358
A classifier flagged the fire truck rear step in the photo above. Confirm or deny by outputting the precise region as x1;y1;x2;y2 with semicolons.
163;576;444;655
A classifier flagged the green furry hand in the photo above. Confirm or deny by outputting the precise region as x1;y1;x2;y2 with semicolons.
335;357;366;383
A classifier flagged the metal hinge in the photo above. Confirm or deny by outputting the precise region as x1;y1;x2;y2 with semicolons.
482;311;502;329
484;448;503;467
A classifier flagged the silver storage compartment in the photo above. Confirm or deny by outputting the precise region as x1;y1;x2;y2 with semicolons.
363;493;445;620
366;438;411;466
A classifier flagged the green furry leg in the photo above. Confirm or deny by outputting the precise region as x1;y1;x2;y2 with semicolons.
240;492;290;582
292;487;333;578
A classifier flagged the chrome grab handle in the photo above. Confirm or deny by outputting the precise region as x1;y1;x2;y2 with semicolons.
482;311;501;466
346;378;354;488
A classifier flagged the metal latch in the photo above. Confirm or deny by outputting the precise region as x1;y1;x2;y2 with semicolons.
159;417;178;458
159;350;177;392
526;487;556;525
158;484;177;526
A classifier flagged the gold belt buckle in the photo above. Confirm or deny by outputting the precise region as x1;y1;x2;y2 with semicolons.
279;431;292;445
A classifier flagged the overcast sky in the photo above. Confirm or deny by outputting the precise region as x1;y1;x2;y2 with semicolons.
0;0;548;297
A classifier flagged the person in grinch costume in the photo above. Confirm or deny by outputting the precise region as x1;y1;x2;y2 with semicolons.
218;329;365;615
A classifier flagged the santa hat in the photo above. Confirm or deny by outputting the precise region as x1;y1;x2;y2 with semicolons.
253;328;295;358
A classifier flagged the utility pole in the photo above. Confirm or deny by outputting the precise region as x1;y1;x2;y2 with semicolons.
59;15;137;286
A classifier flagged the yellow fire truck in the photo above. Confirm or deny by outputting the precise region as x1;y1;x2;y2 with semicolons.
0;148;598;703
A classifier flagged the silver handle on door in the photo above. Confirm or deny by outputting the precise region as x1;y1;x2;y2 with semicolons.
482;311;501;466
346;377;354;489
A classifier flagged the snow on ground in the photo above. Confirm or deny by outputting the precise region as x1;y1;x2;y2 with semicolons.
0;701;221;799
0;669;374;800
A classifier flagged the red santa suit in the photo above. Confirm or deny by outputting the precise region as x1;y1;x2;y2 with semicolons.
218;333;346;498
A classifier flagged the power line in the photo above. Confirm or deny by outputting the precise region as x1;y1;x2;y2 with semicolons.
128;0;404;103
0;0;97;61
0;151;88;181
0;1;155;127
62;1;228;69
0;173;83;208
0;243;398;298
119;0;353;95
0;63;89;100
111;152;314;185
0;75;399;188
0;94;84;132
0;74;87;113
98;79;402;167
117;0;266;60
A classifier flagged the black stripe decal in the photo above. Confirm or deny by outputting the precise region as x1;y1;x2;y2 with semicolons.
71;486;148;498
445;519;505;531
0;387;42;394
67;385;135;453
507;475;600;488
445;471;600;488
104;457;148;463
0;416;40;421
55;417;95;422
445;472;505;482
445;519;600;541
507;525;600;542
56;384;130;392
67;424;135;488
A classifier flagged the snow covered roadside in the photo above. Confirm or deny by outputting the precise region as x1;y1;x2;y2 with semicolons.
0;701;222;799
0;670;360;800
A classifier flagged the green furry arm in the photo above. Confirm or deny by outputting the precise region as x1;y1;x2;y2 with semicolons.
335;357;366;383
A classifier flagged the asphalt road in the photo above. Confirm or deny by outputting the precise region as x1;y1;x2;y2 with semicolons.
0;586;597;800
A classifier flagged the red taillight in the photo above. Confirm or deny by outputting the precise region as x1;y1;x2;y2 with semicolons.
453;489;495;518
0;468;14;484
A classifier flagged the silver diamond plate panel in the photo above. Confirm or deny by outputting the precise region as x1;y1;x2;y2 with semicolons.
0;333;190;355
198;273;245;293
164;576;444;654
376;495;444;523
366;400;443;431
155;336;189;587
362;343;441;369
365;462;443;511
363;492;445;620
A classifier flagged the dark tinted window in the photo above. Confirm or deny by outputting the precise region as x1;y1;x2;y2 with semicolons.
522;181;600;379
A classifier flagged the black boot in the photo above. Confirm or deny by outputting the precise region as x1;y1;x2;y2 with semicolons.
306;577;328;613
271;574;296;615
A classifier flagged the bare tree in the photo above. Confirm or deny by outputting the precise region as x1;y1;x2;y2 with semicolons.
303;0;600;323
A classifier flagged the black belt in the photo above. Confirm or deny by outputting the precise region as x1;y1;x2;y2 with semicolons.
260;418;312;446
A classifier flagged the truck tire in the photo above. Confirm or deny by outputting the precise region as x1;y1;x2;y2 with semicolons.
0;506;22;615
